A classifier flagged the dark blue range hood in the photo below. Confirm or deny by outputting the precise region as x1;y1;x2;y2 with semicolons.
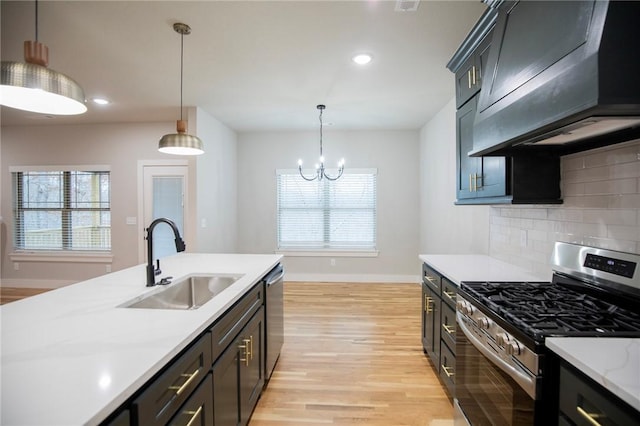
471;0;640;157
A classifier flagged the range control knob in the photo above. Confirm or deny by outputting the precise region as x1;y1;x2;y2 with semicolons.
464;305;475;316
506;341;522;356
495;333;509;346
475;317;490;329
456;300;466;311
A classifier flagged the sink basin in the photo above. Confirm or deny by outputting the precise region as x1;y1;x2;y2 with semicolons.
122;274;243;310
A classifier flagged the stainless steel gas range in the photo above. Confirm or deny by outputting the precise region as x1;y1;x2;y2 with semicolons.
454;242;640;426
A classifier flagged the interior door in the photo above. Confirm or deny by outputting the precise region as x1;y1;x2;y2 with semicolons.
141;164;189;263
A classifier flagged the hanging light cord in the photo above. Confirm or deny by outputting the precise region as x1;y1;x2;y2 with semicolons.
34;0;39;41
179;29;184;121
318;106;324;159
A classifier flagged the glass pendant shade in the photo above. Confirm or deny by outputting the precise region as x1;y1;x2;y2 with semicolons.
1;41;86;115
159;120;204;155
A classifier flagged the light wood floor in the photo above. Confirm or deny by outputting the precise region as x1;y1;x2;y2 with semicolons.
1;283;453;425
0;287;51;305
250;282;453;426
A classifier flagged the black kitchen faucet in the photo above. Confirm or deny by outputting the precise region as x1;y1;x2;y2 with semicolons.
145;218;186;286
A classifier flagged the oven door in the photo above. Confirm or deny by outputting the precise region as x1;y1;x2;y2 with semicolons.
455;313;536;426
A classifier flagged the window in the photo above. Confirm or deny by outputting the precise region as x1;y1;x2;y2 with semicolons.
276;169;377;251
12;167;111;252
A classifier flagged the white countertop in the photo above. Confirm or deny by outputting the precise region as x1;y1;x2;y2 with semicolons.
0;253;282;426
419;254;549;285
547;338;640;411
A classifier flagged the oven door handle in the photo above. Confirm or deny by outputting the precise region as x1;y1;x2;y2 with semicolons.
457;312;537;400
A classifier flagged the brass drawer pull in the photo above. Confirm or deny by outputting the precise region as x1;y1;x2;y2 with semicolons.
443;290;456;301
184;406;203;426
442;324;455;334
168;369;200;396
239;340;250;366
425;296;433;313
425;275;437;284
249;336;254;361
442;365;454;378
576;406;603;426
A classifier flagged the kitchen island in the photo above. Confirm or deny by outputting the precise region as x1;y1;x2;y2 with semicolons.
0;253;282;426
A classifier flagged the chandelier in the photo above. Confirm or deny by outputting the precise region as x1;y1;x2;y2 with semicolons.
297;105;345;181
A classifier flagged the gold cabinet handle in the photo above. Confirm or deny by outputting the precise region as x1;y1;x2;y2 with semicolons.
168;369;200;396
249;335;254;361
475;173;482;190
469;174;473;192
442;365;454;378
184;406;203;426
576;406;603;426
425;275;437;284
468;69;472;89
425;296;433;313
472;65;476;86
442;323;455;334
443;290;455;301
239;341;250;366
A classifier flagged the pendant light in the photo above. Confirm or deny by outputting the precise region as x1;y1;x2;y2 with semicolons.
0;0;87;115
297;105;345;181
158;23;204;156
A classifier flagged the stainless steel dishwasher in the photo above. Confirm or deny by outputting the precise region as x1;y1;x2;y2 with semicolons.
264;264;284;381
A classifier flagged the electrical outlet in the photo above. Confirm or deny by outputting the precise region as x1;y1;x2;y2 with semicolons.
106;264;112;273
14;262;19;271
330;258;336;266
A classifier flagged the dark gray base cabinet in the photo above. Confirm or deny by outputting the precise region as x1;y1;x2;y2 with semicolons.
213;307;265;426
421;263;456;399
102;264;280;426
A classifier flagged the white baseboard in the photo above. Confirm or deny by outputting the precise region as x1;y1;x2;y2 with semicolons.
0;278;76;289
283;273;420;283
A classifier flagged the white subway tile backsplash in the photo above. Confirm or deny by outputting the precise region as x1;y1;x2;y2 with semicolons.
489;140;640;273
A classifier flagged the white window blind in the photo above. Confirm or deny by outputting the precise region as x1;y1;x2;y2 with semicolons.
276;170;377;250
12;169;111;251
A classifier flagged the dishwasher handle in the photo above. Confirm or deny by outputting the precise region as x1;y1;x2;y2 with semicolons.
265;264;285;285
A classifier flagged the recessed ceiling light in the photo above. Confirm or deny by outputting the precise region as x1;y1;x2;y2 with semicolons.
352;54;372;65
92;98;110;105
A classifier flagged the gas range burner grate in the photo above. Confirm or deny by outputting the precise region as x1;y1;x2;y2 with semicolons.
461;281;640;341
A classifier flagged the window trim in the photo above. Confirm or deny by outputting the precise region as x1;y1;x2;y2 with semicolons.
275;168;378;253
10;165;112;256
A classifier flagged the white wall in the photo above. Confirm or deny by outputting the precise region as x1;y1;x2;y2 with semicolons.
237;130;420;282
419;98;489;255
195;108;238;253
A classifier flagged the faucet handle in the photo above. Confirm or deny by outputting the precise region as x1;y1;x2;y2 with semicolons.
155;259;162;276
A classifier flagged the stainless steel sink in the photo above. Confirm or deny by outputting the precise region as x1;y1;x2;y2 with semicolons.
122;274;243;310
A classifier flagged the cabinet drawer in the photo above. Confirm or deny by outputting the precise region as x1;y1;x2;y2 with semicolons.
133;333;212;426
422;264;441;293
441;302;456;355
439;342;455;398
441;278;457;309
559;364;639;426
210;283;263;362
168;373;214;426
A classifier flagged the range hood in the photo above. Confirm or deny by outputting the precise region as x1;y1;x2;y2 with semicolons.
471;0;640;157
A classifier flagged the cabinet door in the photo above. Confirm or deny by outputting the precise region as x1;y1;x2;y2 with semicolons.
213;341;241;426
239;308;265;425
422;283;440;368
456;96;481;200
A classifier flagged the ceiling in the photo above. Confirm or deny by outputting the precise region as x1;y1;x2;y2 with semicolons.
1;1;486;132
